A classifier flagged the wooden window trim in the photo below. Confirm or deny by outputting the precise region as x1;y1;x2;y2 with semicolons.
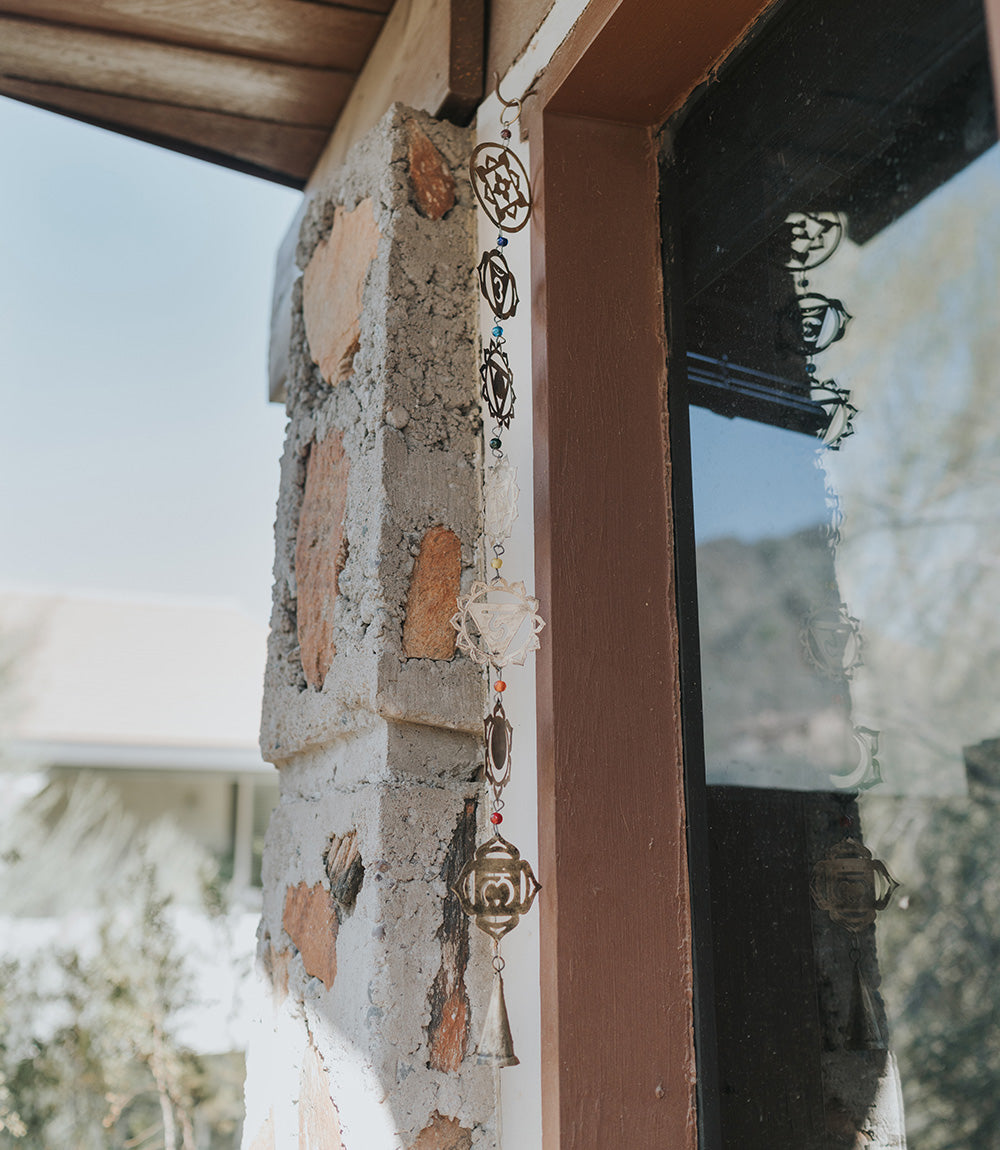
524;2;791;1146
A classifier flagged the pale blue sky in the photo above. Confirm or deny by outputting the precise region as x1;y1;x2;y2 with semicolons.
0;98;301;623
690;407;829;543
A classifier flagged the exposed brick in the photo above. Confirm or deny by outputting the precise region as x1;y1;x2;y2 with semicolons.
407;120;456;221
249;1111;275;1150
324;829;364;916
269;944;291;1005
403;526;462;660
410;1112;473;1150
303;197;381;385
426;798;477;1072
283;883;338;990
299;1043;343;1150
296;431;349;690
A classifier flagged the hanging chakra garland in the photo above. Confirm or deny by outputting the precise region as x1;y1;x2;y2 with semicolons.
451;82;542;1070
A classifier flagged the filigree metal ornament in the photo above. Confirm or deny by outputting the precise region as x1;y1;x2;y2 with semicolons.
478;249;519;319
783;211;844;270
484;698;513;799
484;457;519;545
811;839;899;932
801;603;864;680
469;144;532;233
796;293;852;354
813;379;858;449
480;338;516;428
453;834;541;941
451;578;545;668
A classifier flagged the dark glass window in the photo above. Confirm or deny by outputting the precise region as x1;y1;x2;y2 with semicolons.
663;1;1000;1146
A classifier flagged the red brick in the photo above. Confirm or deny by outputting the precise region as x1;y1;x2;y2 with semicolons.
269;944;291;1005
303;197;381;385
283;883;338;990
410;1113;472;1150
249;1112;275;1150
296;432;349;690
407;121;456;220
402;526;461;660
299;1043;343;1150
428;985;468;1073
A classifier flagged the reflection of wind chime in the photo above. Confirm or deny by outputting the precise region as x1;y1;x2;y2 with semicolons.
450;84;542;1069
789;216;901;1045
785;212;882;794
812;839;899;1050
784;211;857;452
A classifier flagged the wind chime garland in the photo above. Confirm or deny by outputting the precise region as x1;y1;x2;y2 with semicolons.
449;92;542;1071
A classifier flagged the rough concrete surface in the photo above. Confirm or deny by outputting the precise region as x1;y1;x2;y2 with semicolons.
245;105;496;1150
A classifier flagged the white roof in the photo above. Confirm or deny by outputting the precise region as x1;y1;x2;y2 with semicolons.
0;590;271;772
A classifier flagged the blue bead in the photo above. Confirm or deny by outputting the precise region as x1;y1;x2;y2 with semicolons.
806;363;817;374
492;326;503;338
497;236;508;247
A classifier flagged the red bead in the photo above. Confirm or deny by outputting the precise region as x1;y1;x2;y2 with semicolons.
494;680;506;692
500;128;512;140
490;812;503;825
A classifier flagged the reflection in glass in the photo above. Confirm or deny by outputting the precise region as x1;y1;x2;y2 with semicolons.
689;142;1000;1148
672;1;1000;1141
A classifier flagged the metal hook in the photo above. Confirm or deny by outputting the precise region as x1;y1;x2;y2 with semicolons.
494;72;521;128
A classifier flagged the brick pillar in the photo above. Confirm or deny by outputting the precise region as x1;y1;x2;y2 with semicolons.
244;107;492;1149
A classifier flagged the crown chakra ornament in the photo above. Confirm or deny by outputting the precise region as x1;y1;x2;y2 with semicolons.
450;75;544;1075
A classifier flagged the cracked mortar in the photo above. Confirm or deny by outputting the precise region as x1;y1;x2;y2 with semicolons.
243;106;497;1150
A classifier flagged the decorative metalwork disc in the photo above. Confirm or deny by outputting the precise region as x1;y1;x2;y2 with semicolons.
453;834;540;941
811;838;899;932
480;339;515;428
484;458;519;545
478;249;519;319
813;379;858;450
830;726;883;792
795;293;852;354
800;603;864;680
469;143;532;233
484;698;513;799
451;578;545;668
783;211;844;270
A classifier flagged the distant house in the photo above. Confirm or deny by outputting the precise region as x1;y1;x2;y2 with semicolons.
0;591;277;894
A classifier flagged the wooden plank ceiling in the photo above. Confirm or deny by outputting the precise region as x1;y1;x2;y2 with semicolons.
0;0;395;186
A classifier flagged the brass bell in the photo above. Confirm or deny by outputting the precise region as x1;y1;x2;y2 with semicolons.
475;973;519;1068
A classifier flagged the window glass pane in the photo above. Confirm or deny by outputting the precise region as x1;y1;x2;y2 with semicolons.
669;1;1000;1144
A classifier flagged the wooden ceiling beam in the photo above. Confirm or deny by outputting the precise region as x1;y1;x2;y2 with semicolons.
0;75;329;184
0;14;353;125
0;0;385;71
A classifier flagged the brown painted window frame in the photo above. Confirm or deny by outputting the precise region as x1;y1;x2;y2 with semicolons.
524;0;1000;1146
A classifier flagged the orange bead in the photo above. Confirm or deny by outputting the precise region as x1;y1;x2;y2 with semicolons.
494;680;506;692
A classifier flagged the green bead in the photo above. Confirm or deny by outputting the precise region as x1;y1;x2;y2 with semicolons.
489;437;502;450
